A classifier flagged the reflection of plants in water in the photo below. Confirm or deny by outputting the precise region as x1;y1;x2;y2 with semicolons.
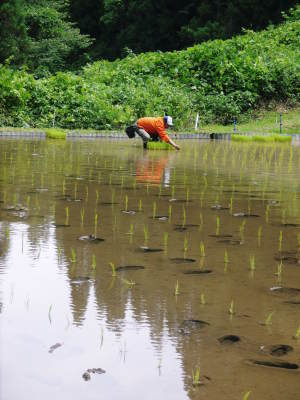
62;178;66;195
249;255;255;271
65;206;69;226
229;196;233;214
265;204;270;223
174;280;180;296
143;225;149;245
257;226;262;247
129;223;134;243
186;187;190;202
85;185;89;202
122;278;136;288
182;206;186;227
111;188;115;205
199;212;203;230
80;208;85;226
171;184;175;199
200;293;206;305
70;248;76;263
92;254;96;270
192;367;201;387
95;188;99;203
183;236;188;259
164;232;168;254
109;262;116;277
216;216;220;236
278;230;283;251
281;208;286;225
26;195;30;207
152;200;157;219
200;241;205;257
5;226;10;238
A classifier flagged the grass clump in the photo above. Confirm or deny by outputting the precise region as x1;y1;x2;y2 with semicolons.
45;128;67;139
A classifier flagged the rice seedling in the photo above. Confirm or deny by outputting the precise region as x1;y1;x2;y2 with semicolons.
294;325;300;339
85;185;89;202
249;255;255;271
275;261;283;282
110;262;116;277
70;248;76;263
124;195;128;212
164;232;168;254
26;195;31;207
247;199;251;216
62;178;66;195
95;189;99;203
80;208;85;226
229;300;234;315
168;204;172;223
65;206;69;226
216;216;220;236
200;241;205;257
200;293;206;305
242;391;251;400
92;254;96;270
199;212;203;230
224;249;229;264
182;206;186;227
143;225;149;245
257;226;262;246
183;236;188;259
109;173;112;185
265;311;274;326
153;201;157;219
138;199;142;212
94;212;98;235
281;208;286;225
5;226;10;238
186;187;190;202
229;196;233;214
239;219;246;242
171;185;175;199
121;176;124;188
278;230;283;252
175;280;180;296
192;367;201;387
265;204;270;223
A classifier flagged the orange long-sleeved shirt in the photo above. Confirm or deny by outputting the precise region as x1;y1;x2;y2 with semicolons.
137;117;170;143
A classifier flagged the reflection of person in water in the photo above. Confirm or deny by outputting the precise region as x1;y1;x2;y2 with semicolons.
136;155;170;185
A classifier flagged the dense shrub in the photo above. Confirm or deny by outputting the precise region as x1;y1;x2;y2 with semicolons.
0;18;299;129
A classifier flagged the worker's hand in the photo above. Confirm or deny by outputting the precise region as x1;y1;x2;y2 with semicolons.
174;144;180;150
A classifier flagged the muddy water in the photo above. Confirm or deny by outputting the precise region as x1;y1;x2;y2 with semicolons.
0;139;300;400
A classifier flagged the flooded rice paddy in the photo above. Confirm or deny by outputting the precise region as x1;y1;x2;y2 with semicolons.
0;139;300;400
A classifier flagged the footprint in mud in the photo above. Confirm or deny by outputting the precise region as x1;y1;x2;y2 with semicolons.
270;286;300;295
170;258;196;264
274;251;300;264
233;213;260;218
247;359;298;370
174;224;199;232
179;319;210;335
217;238;242;245
82;368;106;381
260;344;293;357
78;234;104;243
184;269;212;275
116;265;145;272
70;277;92;285
218;335;241;344
49;343;63;353
121;210;136;215
139;246;163;253
152;215;168;221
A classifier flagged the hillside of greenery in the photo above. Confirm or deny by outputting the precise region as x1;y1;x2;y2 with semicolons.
0;12;299;130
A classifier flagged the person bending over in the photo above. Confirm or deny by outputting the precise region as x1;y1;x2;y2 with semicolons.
132;116;180;150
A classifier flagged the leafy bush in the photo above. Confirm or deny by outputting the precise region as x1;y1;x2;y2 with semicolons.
0;17;299;129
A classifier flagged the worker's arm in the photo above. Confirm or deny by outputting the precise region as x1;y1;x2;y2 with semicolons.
168;137;180;150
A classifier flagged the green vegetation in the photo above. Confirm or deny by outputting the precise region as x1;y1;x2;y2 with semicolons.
0;13;299;130
232;134;292;142
45;128;66;139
